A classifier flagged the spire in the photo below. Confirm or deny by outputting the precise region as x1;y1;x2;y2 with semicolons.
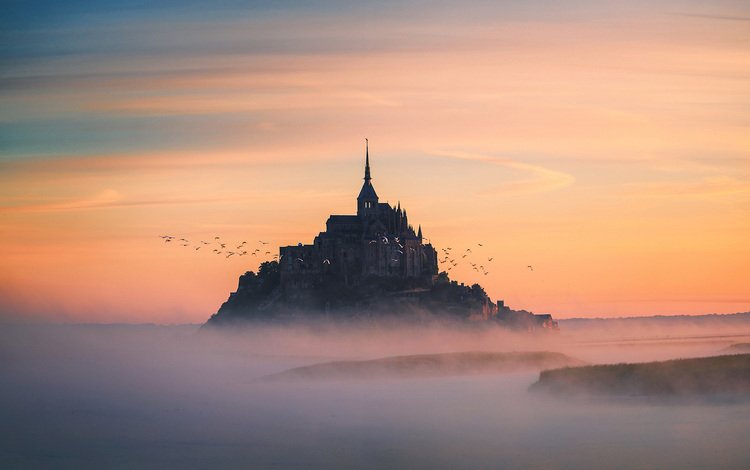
364;138;371;182
418;225;423;241
357;139;378;215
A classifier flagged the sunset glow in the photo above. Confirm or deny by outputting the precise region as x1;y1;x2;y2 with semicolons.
1;1;748;323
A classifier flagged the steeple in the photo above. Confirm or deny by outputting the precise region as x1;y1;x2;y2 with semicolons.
357;138;379;216
364;138;371;182
417;225;423;241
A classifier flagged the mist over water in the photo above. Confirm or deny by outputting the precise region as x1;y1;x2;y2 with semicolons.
2;318;749;469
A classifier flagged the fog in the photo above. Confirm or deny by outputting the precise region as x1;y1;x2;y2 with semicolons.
1;319;749;469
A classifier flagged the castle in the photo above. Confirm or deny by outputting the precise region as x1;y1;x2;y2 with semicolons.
279;140;439;294
206;141;557;330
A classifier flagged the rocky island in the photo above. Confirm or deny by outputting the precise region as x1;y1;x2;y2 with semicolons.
206;142;557;331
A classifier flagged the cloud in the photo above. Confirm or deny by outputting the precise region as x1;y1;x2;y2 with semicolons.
675;13;750;22
630;176;750;200
430;150;575;195
0;190;248;214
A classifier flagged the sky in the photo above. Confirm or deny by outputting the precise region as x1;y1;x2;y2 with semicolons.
1;0;749;323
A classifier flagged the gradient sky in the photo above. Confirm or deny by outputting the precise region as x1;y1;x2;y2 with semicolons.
1;0;749;323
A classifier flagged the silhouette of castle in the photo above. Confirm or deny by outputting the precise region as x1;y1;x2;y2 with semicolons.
205;141;558;330
279;140;438;292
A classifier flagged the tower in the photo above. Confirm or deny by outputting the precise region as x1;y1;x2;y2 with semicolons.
357;138;379;216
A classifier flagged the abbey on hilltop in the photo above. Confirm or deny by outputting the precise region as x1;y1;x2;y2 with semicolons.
206;141;557;330
279;139;438;293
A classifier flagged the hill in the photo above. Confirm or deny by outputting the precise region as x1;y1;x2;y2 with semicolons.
530;354;750;398
259;351;584;381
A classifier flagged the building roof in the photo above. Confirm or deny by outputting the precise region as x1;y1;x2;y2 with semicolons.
328;215;360;223
357;180;378;200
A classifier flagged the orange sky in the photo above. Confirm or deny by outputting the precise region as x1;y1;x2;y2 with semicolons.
1;2;749;323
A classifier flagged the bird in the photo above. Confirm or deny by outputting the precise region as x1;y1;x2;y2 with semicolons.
226;252;235;258
323;259;331;265
488;257;493;262
465;248;472;253
462;254;467;258
219;243;226;248
201;241;210;245
527;265;533;271
369;240;377;244
265;251;271;255
195;246;201;250
296;257;304;262
260;240;268;245
214;236;220;239
251;252;257;256
478;243;483;247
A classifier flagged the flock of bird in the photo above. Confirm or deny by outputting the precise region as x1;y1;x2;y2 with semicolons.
437;243;534;277
438;244;494;276
159;235;278;261
158;234;535;274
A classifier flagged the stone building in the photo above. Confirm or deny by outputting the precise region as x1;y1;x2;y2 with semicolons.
279;141;438;293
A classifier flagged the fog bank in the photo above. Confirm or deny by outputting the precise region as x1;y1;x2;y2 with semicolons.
1;320;749;469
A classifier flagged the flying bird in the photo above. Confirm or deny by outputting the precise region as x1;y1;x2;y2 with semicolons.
323;259;331;265
488;257;493;262
527;265;534;271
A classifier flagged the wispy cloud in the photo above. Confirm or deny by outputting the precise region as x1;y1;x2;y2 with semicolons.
630;176;750;200
430;150;575;195
0;190;251;214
